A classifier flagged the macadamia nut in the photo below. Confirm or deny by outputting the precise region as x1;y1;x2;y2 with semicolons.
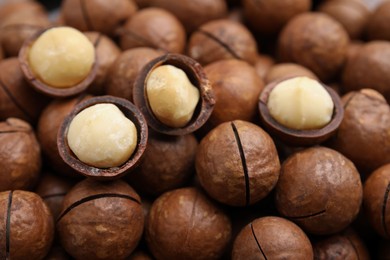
146;65;200;128
28;27;95;88
267;77;334;130
67;103;137;168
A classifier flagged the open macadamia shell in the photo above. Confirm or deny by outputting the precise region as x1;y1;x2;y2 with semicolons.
18;27;98;98
133;53;215;135
57;95;148;180
258;77;344;146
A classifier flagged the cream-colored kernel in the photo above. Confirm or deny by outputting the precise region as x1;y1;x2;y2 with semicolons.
267;77;334;130
28;26;95;88
67;103;137;168
146;65;200;128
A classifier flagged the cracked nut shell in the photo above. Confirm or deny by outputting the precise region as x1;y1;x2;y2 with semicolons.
363;163;390;239
259;77;344;146
0;190;54;260
133;53;215;135
57;95;148;180
57;179;143;260
232;216;313;260
0;118;41;191
146;187;231;260
275;146;362;235
196;120;280;207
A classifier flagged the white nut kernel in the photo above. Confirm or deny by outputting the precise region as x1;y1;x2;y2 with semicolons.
146;65;200;128
67;103;137;168
267;77;334;130
28;26;95;88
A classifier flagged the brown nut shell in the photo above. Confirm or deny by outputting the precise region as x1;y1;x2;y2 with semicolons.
119;7;186;54
278;12;349;81
60;0;138;37
196;120;280;206
258;78;344;146
342;41;390;102
232;216;313;260
366;1;390;41
133;53;215;135
328;89;390;174
0;190;54;260
57;95;148;180
275;146;363;235
318;0;370;39
0;58;49;125
187;19;258;66
363;163;390;239
313;228;370;260
146;187;232;260
265;63;318;85
0;118;41;191
57;179;143;259
18;27;98;98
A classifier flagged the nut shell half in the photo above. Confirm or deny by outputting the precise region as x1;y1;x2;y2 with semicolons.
133;53;215;135
57;95;148;180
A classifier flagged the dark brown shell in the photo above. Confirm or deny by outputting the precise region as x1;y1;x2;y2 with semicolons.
187;19;258;66
313;228;370;260
363;163;390;239
232;216;313;260
366;1;390;41
243;0;311;35
0;190;54;260
119;7;186;54
328;89;390;174
0;58;50;125
61;0;138;37
35;173;75;220
57;179;143;259
342;41;390;102
275;146;362;235
196;120;280;206
203;59;264;129
126;130;198;196
143;0;227;33
133;53;215;135
0;118;41;191
18;27;98;98
258;78;344;146
57;95;148;180
318;0;370;39
146;187;231;260
278;12;349;81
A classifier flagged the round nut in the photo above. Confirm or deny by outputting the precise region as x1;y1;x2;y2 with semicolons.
133;53;215;135
259;77;344;146
67;103;138;168
58;95;148;180
19;27;98;97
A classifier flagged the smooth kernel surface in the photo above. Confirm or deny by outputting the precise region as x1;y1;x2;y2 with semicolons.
267;77;334;130
28;27;95;88
67;104;137;168
146;65;200;128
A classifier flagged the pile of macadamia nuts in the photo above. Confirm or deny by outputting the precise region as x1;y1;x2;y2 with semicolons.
0;0;390;259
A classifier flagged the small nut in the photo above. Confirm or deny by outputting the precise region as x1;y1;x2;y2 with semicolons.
67;103;137;168
146;65;200;128
28;26;95;88
267;77;334;130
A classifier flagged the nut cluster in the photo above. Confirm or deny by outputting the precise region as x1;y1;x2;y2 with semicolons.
0;0;389;258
